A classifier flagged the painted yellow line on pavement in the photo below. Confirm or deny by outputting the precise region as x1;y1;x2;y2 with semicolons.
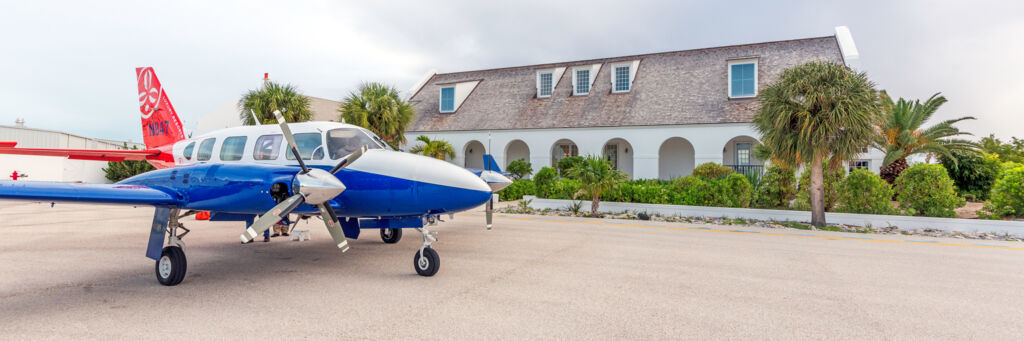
457;214;1024;252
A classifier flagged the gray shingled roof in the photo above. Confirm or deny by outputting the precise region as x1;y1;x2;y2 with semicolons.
408;36;844;132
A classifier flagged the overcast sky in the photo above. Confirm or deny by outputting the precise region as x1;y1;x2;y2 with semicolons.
1;0;1021;143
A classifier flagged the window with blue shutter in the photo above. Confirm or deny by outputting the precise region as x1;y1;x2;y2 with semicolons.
440;86;455;112
730;62;756;97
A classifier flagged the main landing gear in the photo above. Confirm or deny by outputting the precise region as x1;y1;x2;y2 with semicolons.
380;228;402;243
155;209;191;286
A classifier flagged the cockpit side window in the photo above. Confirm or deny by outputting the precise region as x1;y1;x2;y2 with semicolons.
253;134;283;160
182;142;195;161
327;128;383;160
285;132;324;161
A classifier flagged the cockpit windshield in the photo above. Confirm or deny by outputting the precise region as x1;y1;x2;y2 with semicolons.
327;128;384;160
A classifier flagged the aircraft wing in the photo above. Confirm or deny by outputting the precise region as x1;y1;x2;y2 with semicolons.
0;142;162;162
0;181;183;206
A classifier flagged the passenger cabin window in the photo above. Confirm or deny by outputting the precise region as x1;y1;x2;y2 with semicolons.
327;128;382;160
196;138;216;161
285;133;324;160
253;134;283;160
439;87;455;113
729;59;757;98
220;136;247;161
182;142;195;160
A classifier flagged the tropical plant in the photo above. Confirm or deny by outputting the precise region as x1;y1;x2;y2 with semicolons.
792;163;847;212
984;166;1024;218
874;92;976;183
408;135;455;161
103;144;156;182
836;169;895;214
533;167;558;198
894;164;965;217
339;82;416;149
753;165;797;208
565;155;628;216
980;134;1024;163
506;159;533;180
556;156;584;177
239;81;312;125
938;149;1001;200
754;61;878;226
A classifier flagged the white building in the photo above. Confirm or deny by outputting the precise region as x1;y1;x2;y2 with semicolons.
403;27;884;179
0;120;144;183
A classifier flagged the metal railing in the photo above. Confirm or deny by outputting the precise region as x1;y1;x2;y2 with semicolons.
725;164;765;182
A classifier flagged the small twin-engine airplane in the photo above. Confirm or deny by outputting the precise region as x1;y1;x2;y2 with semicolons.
0;67;512;285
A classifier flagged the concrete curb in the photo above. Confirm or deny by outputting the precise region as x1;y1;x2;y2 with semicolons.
522;196;1024;236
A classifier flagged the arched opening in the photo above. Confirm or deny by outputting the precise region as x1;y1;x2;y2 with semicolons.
602;137;634;178
550;139;578;167
722;135;764;178
658;137;695;180
504;140;530;169
464;140;485;169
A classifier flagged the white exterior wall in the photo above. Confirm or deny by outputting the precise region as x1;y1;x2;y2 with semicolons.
404;123;886;179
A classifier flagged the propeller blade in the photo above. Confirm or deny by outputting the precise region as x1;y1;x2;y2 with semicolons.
329;145;369;174
317;204;350;252
240;194;305;243
274;110;308;173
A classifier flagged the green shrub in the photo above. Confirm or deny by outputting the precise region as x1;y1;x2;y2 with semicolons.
548;178;582;200
556;156;584;177
506;159;533;180
1000;162;1023;177
939;150;1001;200
984;167;1024;218
604;182;672;204
753;166;797;208
894;164;965;217
836;169;895;214
533;167;557;198
499;179;536;201
792;164;846;211
692;162;734;180
721;173;753;208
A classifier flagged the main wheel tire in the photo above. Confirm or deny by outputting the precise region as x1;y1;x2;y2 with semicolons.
413;247;440;277
381;228;402;244
155;246;187;286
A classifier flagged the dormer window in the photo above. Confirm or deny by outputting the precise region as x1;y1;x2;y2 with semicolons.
728;59;758;98
440;86;455;112
612;64;631;93
573;68;590;95
537;71;553;98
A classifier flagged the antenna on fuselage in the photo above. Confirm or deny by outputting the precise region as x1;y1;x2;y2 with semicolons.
250;109;261;126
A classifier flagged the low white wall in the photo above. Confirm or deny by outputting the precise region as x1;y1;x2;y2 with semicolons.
523;196;1024;236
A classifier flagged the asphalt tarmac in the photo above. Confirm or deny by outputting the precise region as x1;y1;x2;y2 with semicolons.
1;200;1023;339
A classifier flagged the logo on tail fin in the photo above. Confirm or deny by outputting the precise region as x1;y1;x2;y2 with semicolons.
137;68;162;119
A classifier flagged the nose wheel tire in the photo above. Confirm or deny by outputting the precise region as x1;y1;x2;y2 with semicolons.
413;247;440;277
381;228;402;244
155;246;187;286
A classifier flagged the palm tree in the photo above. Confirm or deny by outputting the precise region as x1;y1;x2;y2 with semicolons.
874;92;976;183
409;135;455;161
566;155;628;217
239;82;312;125
754;61;878;227
339;82;416;149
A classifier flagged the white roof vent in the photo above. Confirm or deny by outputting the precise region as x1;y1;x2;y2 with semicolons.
15;118;25;127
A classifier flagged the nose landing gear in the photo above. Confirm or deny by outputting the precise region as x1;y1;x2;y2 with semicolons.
413;224;440;276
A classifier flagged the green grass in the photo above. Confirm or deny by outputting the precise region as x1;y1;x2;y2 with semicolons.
779;221;812;230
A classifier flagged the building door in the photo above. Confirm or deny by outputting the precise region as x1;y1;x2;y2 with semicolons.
604;144;618;170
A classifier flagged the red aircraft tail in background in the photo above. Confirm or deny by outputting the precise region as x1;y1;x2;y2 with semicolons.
0;67;185;169
136;67;185;150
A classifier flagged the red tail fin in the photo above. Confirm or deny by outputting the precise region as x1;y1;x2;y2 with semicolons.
136;67;185;149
